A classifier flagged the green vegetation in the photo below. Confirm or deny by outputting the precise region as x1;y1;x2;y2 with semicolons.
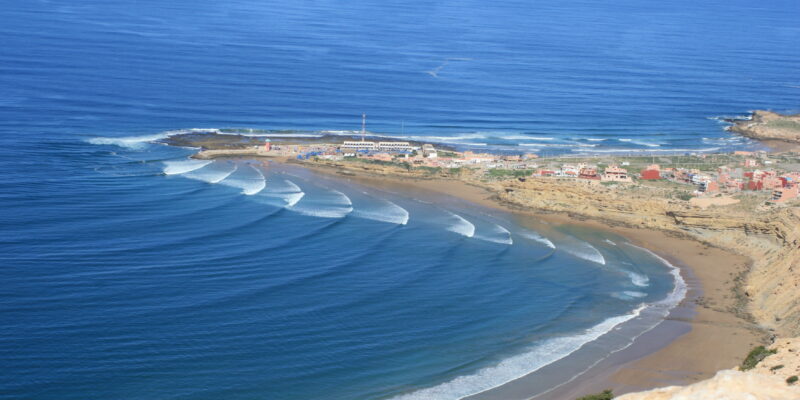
787;375;798;385
770;364;784;371
486;169;533;179
346;157;395;167
740;346;777;371
675;191;693;201
438;150;459;158
766;119;800;132
576;389;614;400
417;166;442;175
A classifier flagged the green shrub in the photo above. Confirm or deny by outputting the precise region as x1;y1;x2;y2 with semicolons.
576;389;613;400
787;375;798;385
740;346;777;371
770;364;784;371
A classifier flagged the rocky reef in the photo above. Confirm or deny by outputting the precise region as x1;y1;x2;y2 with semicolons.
729;111;800;143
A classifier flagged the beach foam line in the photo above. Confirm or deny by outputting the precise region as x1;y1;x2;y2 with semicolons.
162;159;212;175
388;305;647;400
444;211;475;238
624;244;687;309
519;231;555;249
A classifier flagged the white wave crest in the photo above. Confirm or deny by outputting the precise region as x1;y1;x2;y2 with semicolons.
353;199;410;225
86;128;220;150
627;272;650;287
389;305;645;400
612;291;648;300
562;242;606;265
604;239;617;246
162;159;212;175
475;224;513;245
444;212;475;238
520;231;555;249
219;165;266;195
184;162;237;184
289;188;354;219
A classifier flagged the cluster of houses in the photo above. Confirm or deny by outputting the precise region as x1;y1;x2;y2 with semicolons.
261;139;799;204
639;163;800;203
532;163;633;183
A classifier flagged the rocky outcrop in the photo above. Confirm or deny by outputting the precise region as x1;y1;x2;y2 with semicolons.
616;369;800;400
618;337;800;399
729;111;800;143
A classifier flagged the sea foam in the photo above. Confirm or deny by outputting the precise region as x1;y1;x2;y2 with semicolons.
388;306;646;400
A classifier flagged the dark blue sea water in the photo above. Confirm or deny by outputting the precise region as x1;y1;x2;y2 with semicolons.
0;1;797;399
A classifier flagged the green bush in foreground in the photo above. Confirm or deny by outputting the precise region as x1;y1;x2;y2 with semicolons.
740;346;777;371
788;375;798;385
576;389;613;400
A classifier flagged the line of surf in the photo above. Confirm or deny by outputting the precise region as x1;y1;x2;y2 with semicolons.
162;159;212;175
389;305;647;400
474;224;513;245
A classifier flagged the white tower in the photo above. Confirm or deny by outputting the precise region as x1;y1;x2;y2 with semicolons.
361;113;366;142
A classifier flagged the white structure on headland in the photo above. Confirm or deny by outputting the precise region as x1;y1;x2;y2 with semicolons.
378;142;413;152
342;141;377;150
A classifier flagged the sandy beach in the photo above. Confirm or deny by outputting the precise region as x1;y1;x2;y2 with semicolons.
291;162;767;399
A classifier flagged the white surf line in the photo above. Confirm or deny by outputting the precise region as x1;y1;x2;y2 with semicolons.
162;159;212;175
353;198;410;225
445;211;475;238
474;223;513;245
388;305;647;400
531;245;689;400
242;165;266;195
561;241;606;265
184;162;237;184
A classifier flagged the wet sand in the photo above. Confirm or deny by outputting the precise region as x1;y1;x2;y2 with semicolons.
278;161;766;399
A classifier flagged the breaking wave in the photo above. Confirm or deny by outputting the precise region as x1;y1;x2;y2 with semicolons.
162;159;212;175
474;224;513;245
444;212;475;238
561;241;606;265
627;272;650;287
388;305;646;400
85;128;220;150
520;231;555;249
353;199;410;225
289;188;354;219
183;161;237;184
219;164;266;195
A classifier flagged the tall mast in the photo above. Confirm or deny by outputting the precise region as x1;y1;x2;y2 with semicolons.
361;113;366;142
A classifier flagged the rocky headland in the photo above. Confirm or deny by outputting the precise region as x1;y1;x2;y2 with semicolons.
729;110;800;144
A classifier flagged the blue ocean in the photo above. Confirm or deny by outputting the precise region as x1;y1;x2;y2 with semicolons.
1;0;798;399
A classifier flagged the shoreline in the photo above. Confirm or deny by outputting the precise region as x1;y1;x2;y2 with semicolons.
282;161;766;398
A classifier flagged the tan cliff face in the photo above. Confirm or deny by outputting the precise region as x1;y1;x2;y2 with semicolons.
617;338;800;400
492;178;800;337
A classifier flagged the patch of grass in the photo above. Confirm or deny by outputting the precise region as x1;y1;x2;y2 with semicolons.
740;346;777;371
487;169;533;179
787;375;798;385
576;389;614;400
675;191;693;201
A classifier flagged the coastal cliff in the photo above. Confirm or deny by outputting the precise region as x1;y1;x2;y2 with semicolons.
617;338;800;399
494;177;800;337
729;111;800;143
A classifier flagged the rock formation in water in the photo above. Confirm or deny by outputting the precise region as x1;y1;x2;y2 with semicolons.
729;111;800;143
